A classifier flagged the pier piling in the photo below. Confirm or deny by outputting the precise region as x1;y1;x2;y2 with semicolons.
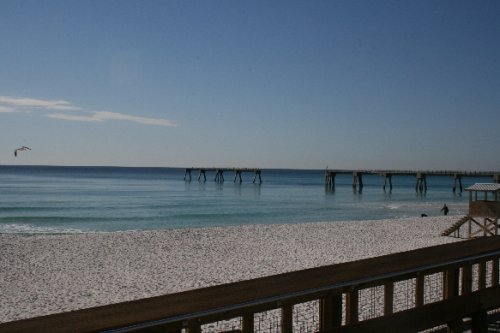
198;169;206;182
352;172;363;193
325;171;336;191
184;168;192;182
184;168;262;184
214;169;224;183
416;173;427;193
234;169;242;183
453;174;463;193
253;169;262;184
383;173;393;191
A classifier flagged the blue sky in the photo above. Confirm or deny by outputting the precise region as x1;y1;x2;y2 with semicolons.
1;1;499;170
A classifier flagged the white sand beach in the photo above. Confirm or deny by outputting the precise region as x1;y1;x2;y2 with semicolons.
0;216;461;324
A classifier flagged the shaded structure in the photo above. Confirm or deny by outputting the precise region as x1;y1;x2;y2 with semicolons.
442;183;500;238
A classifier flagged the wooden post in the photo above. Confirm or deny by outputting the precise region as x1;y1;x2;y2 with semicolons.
478;261;487;290
319;292;342;330
384;282;394;315
416;274;425;307
461;264;473;295
185;320;201;333
471;310;488;333
280;303;293;333
444;268;462;332
443;268;459;300
345;288;359;324
242;313;254;333
493;258;499;287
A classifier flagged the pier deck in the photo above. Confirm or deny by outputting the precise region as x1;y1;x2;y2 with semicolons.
325;169;500;193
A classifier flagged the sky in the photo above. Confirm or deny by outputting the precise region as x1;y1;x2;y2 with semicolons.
1;0;499;170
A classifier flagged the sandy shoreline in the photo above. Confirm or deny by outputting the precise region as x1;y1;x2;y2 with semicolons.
0;216;461;323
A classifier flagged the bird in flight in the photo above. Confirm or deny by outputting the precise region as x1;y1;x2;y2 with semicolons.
14;146;31;157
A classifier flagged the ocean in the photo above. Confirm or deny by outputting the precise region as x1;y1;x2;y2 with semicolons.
0;166;490;234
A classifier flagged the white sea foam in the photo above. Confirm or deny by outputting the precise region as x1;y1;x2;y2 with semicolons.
0;223;86;234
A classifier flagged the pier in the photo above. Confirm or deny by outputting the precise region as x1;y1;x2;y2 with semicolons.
182;167;500;192
184;168;262;184
325;169;500;193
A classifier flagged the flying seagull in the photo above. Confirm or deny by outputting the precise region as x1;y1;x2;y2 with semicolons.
14;146;31;157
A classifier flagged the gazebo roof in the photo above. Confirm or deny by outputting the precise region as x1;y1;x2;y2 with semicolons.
465;183;500;192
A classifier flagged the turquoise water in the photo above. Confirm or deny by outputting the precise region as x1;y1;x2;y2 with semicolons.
0;166;489;233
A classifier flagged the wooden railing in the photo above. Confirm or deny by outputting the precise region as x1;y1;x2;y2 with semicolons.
2;237;500;333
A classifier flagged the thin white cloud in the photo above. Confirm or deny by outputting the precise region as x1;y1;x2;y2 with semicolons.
48;111;177;127
0;106;18;113
0;96;80;111
1;95;177;127
47;113;100;122
95;111;177;126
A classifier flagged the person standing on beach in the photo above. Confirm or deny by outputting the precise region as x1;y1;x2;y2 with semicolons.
440;204;449;216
